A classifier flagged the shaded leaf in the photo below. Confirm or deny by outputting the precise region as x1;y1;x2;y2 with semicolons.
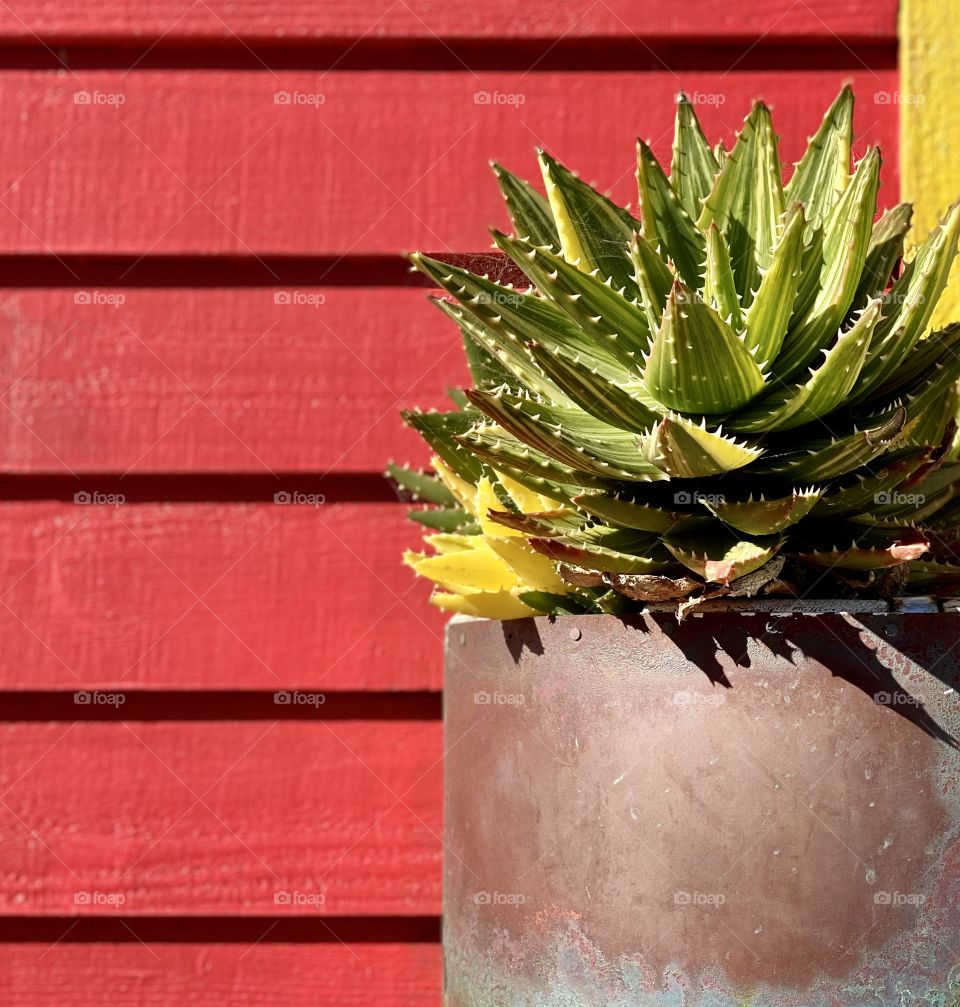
795;525;929;569
664;530;783;584
812;456;920;518
518;590;598;614
870;322;960;401
573;490;710;533
849;202;912;316
753;407;907;480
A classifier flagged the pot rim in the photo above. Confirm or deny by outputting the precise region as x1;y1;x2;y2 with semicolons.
448;595;957;627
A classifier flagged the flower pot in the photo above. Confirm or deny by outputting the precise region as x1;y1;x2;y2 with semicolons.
443;603;960;1006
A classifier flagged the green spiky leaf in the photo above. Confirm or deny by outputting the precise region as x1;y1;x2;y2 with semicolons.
459;423;608;497
492;162;560;250
529;532;676;574
642;413;762;476
702;223;743;332
853;202;960;400
630;231;675;332
386;462;457;506
467;389;667;481
637;138;705;288
492;230;652;364
783;85;853;229
698;102;785;304
742;204;806;364
644;281;766;413
403;410;485;483
774;148;880;381
704;489;821;535
670;95;719;220
730;297;880;432
539;149;637;292
410;508;478;533
527;341;661;433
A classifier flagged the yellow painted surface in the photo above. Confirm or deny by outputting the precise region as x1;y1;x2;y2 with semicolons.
901;0;960;328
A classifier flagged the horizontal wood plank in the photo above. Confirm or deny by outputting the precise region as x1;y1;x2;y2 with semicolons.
0;502;444;690
0;721;442;914
0;1;898;42
0;287;460;474
2;944;441;1006
0;70;898;255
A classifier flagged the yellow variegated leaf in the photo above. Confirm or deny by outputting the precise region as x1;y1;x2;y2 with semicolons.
643;413;762;477
431;591;537;620
495;469;564;511
405;544;517;594
476;478;524;538
486;538;570;592
432;456;478;515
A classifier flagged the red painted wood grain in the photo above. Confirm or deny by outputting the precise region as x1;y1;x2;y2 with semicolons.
3;944;441;1006
0;1;898;43
0;70;898;256
0;502;443;690
0;1;903;998
0;721;442;914
0;288;460;474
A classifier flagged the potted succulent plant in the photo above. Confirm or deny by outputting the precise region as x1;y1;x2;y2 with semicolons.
390;88;960;1005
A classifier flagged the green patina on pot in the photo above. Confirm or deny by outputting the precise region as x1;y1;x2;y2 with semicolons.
443;606;960;1006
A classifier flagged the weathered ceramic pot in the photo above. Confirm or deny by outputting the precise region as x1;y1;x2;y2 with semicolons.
443;602;960;1006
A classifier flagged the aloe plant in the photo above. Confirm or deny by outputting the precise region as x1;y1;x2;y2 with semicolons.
390;88;960;619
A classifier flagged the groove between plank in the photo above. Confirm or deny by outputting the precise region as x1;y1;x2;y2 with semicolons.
0;691;442;720
0;253;522;287
0;38;897;72
0;473;401;503
0;916;442;942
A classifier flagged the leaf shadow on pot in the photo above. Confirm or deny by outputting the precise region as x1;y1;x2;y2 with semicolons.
500;618;545;664
621;613;958;749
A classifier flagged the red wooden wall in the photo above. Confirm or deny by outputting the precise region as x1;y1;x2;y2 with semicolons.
0;3;898;1002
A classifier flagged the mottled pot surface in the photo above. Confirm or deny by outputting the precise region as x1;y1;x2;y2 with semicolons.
443;607;960;1006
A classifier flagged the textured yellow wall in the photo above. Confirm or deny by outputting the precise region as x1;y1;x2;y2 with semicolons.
901;0;960;328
